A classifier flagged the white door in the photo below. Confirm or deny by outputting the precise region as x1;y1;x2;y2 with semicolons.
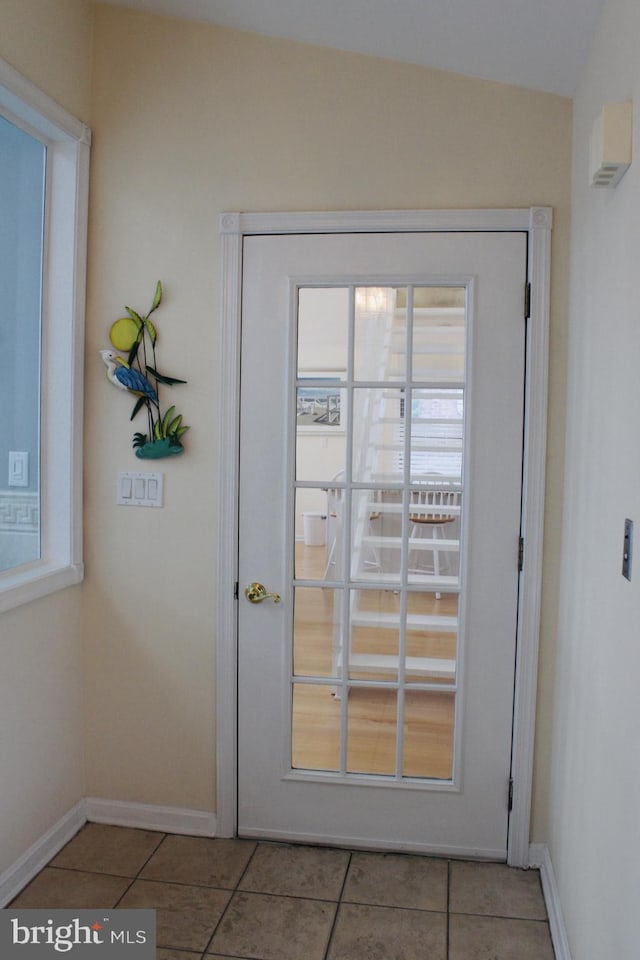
238;231;526;858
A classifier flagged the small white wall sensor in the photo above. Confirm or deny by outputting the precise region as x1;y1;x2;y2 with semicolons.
590;102;633;187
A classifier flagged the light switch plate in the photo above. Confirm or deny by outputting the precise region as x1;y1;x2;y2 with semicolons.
117;471;164;507
8;451;29;487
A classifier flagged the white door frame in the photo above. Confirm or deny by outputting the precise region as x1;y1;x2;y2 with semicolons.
216;207;552;868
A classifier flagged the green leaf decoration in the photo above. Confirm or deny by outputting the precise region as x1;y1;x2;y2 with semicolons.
174;425;190;439
130;396;147;421
144;319;157;344
149;280;162;315
127;338;141;367
146;365;187;386
132;432;147;448
167;414;182;436
125;306;143;323
161;405;176;438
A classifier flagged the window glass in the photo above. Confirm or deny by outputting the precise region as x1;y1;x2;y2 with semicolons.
292;284;463;781
0;116;46;572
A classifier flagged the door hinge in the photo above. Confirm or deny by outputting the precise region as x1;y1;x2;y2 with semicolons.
234;581;239;600
508;777;514;812
518;537;524;572
524;282;531;319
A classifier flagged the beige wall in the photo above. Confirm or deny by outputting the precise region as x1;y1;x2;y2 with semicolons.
6;5;639;951
86;4;571;823
546;0;640;955
0;594;85;872
0;0;92;874
0;0;92;121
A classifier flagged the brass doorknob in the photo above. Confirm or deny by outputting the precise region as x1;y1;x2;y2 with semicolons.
245;582;281;604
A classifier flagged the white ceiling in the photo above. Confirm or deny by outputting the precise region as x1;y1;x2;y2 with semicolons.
99;0;604;96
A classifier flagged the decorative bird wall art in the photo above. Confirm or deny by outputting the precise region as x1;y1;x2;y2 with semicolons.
100;350;158;401
100;281;190;458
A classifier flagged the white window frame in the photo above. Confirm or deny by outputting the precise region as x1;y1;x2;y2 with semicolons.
0;58;90;612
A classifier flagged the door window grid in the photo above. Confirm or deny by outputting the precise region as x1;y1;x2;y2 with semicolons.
292;284;466;782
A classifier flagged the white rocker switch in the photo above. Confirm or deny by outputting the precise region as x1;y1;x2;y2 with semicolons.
117;471;164;507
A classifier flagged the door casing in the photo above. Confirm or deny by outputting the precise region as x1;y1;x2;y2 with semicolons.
216;207;552;868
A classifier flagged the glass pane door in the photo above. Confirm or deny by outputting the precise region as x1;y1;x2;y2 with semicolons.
292;285;466;782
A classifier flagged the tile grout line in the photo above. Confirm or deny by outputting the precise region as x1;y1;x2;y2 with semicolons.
448;909;551;923
136;831;168;876
322;849;353;960
112;875;138;909
200;840;260;957
321;898;449;916
112;831;168;909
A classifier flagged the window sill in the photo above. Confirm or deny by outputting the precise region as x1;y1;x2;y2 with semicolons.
0;561;84;614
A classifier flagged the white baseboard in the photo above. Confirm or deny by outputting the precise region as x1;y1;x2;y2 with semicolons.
529;842;572;960
0;801;86;907
1;798;217;907
84;797;217;837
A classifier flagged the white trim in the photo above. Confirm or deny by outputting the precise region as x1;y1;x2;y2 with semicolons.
215;225;243;838
0;798;217;907
0;802;86;907
0;57;90;612
241;824;504;860
84;798;217;837
507;207;553;866
0;59;90;144
529;842;573;960
0;562;84;613
217;208;552;859
219;208;532;236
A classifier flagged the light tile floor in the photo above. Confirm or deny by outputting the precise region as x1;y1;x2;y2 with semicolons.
8;824;555;959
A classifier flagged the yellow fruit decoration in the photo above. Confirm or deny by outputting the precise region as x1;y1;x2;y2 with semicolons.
110;316;141;351
110;315;157;351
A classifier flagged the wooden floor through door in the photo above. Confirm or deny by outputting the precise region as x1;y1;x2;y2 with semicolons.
292;542;455;778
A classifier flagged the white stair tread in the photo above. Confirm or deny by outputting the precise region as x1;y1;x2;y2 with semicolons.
389;344;465;356
353;571;459;590
387;366;464;378
381;386;465;397
350;610;458;631
348;653;456;679
372;441;463;451
362;536;460;551
379;417;463;426
370;472;464;483
391;322;465;331
411;325;464;334
361;502;461;516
